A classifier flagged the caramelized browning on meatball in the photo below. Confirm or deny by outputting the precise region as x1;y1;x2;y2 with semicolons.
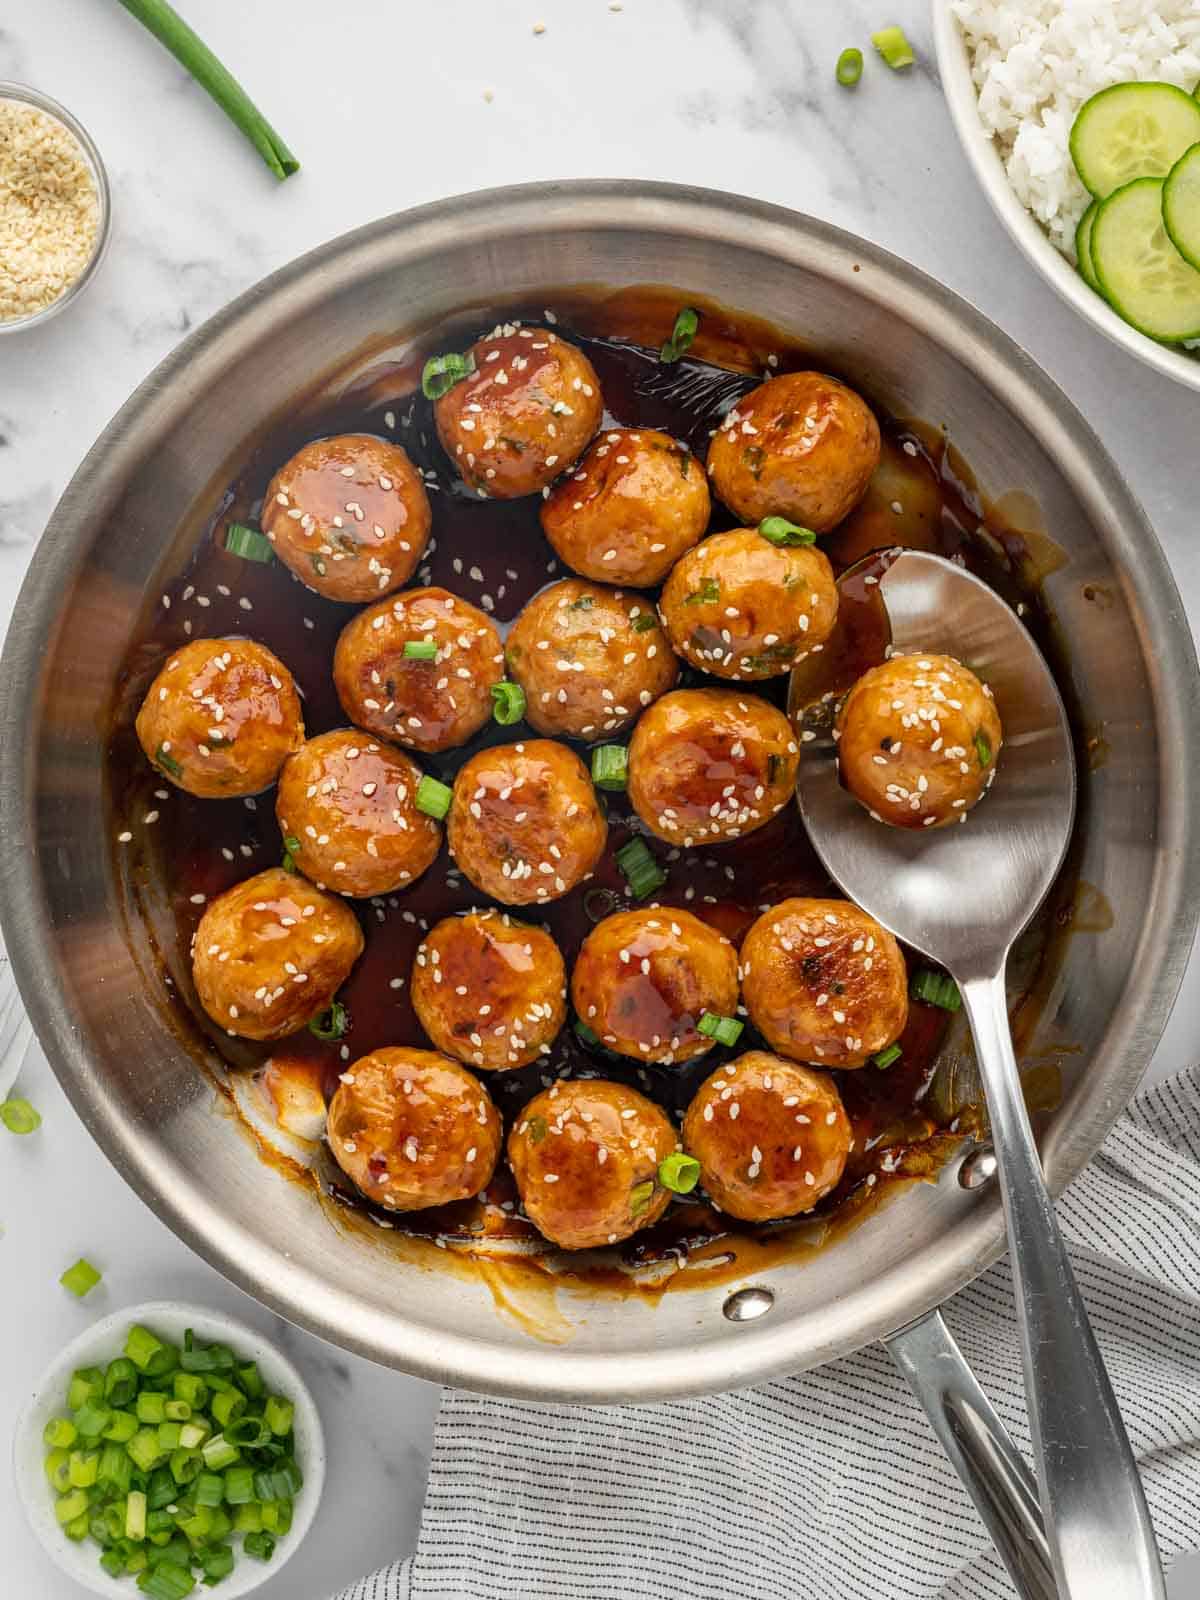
135;637;305;799
571;907;739;1064
508;1080;677;1249
505;579;678;739
260;434;430;603
327;1046;501;1211
447;740;606;905
707;372;881;532
192;867;364;1041
683;1051;851;1221
627;688;799;847
659;527;838;680
740;898;907;1068
333;586;504;754
540;427;710;586
412;910;566;1070
835;653;1003;829
275;729;441;898
434;326;602;498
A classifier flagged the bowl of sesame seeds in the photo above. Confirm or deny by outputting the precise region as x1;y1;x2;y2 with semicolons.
0;82;111;334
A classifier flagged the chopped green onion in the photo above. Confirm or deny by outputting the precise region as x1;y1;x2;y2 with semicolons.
104;1358;138;1407
226;1414;270;1447
200;1433;240;1471
194;1471;225;1509
631;612;658;633
628;1179;656;1217
211;1388;245;1429
872;24;914;69
68;1448;100;1488
153;744;183;780
126;1325;179;1377
403;638;438;661
684;578;719;605
69;1368;105;1410
415;774;453;819
975;731;993;768
759;516;817;546
181;1338;234;1375
60;1257;103;1298
574;1018;600;1046
44;1417;78;1449
198;1544;235;1583
525;1114;548;1145
103;1410;139;1444
308;1000;348;1042
98;1442;133;1495
569;594;594;610
128;1426;166;1471
280;833;302;873
697;1011;744;1047
55;1488;90;1526
422;350;475;400
137;1391;167;1424
146;1464;176;1508
911;969;962;1011
836;46;864;86
616;836;667;901
660;306;700;364
163;1398;190;1421
872;1042;903;1070
223;522;274;563
658;1152;701;1194
234;1361;264;1399
263;1394;295;1436
157;1419;183;1452
45;1450;71;1492
126;1488;148;1542
491;679;527;726
223;1464;255;1504
178;1420;208;1450
1;1096;40;1134
583;885;622;923
74;1401;112;1439
591;744;628;791
243;1531;277;1562
136;1559;195;1598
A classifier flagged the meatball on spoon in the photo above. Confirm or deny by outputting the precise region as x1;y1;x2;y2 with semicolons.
794;550;1159;1597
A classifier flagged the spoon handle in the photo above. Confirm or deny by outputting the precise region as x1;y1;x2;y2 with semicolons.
960;969;1164;1600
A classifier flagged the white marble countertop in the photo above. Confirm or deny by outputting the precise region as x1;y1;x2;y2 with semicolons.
3;1;1199;1595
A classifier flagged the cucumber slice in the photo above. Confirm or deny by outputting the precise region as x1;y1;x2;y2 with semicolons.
1163;141;1200;270
1075;200;1101;292
1092;176;1200;341
1070;81;1200;198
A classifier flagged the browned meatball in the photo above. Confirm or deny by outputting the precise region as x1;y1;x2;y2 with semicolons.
659;528;838;681
683;1052;851;1221
327;1046;501;1211
412;910;566;1070
571;907;739;1065
192;867;364;1041
540;427;710;586
628;688;799;847
275;730;441;898
135;638;304;799
447;741;606;906
508;1080;677;1249
740;898;907;1068
333;587;504;754
707;372;881;532
434;326;602;499
505;580;678;739
835;653;1003;829
260;434;430;603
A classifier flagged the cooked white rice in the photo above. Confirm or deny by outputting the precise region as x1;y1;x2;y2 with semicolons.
952;0;1200;257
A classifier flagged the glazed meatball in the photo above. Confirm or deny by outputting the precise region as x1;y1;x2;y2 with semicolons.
683;1052;851;1221
434;326;602;498
740;898;907;1069
835;653;1003;829
659;528;838;681
260;434;430;603
707;372;881;532
508;1080;677;1249
333;587;504;754
628;688;798;847
275;729;441;898
412;910;566;1070
327;1046;501;1211
192;867;364;1041
136;637;304;799
540;427;710;586
447;740;606;905
571;907;739;1065
505;580;678;739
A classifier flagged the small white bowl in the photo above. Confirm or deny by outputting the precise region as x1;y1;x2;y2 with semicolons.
932;1;1200;394
13;1300;326;1599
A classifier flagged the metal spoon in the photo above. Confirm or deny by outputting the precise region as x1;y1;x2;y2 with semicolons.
793;549;1163;1600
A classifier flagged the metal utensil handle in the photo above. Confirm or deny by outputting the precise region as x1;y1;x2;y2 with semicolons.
960;970;1164;1599
886;1309;1056;1600
0;920;32;1100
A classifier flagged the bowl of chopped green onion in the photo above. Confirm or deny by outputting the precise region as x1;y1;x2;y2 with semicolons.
14;1301;324;1597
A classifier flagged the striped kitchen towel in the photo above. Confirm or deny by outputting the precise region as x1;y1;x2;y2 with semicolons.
333;1065;1200;1600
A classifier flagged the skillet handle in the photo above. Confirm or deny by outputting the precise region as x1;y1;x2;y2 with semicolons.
885;1310;1058;1600
0;921;34;1100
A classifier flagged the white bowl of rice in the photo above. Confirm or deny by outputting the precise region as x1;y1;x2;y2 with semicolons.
934;0;1200;392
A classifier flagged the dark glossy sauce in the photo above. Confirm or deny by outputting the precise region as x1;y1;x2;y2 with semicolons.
109;289;1068;1291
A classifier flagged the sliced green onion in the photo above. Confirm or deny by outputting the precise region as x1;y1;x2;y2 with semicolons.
224;522;274;563
911;969;962;1011
758;516;817;546
163;1398;190;1421
525;1114;548;1145
178;1420;208;1450
147;1463;176;1508
583;885;621;923
223;1464;255;1505
235;1361;264;1399
137;1390;167;1424
263;1394;295;1436
126;1324;178;1376
872;1043;902;1070
422;350;475;400
872;24;914;69
591;744;628;791
697;1011;744;1047
61;1257;102;1298
658;1152;701;1194
403;638;438;661
415;774;453;819
569;594;594;610
615;836;667;900
153;744;183;780
44;1416;78;1449
104;1358;138;1407
975;731;993;768
98;1443;132;1495
280;833;301;874
74;1401;111;1439
180;1337;234;1375
128;1426;166;1471
198;1544;235;1583
45;1450;71;1492
104;1410;139;1444
125;1488;148;1542
55;1488;90;1526
243;1531;276;1562
211;1388;244;1429
309;1000;348;1042
836;46;864;86
574;1018;600;1046
200;1433;240;1471
226;1414;270;1448
194;1471;225;1508
136;1559;195;1598
684;578;719;605
660;306;700;364
68;1368;105;1410
1;1096;40;1134
491;679;526;726
628;1179;656;1217
631;612;658;633
68;1448;100;1488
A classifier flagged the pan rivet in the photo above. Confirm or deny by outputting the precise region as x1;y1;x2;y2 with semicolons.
723;1286;775;1322
959;1145;998;1190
